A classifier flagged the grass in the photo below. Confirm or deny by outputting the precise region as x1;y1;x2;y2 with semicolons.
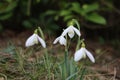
0;43;118;80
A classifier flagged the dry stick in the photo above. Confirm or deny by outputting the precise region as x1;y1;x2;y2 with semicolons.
0;73;7;80
88;66;120;79
86;73;120;80
86;72;107;80
113;67;117;80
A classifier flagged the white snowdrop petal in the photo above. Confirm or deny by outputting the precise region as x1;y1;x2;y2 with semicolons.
25;34;37;47
68;34;75;38
68;33;74;38
53;37;60;44
60;36;66;46
85;49;95;63
68;28;75;38
74;48;84;61
73;27;81;37
61;27;70;36
37;35;46;48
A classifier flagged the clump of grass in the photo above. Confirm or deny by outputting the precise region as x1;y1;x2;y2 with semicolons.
0;44;117;80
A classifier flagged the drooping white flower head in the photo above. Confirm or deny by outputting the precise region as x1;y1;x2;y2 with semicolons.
53;36;66;46
61;25;81;38
74;43;95;63
25;33;46;48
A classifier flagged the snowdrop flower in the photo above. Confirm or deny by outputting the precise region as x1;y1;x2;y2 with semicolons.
61;25;81;38
53;36;66;46
25;33;46;48
74;43;95;63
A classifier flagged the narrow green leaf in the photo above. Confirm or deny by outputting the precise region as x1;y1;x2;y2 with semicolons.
66;72;78;80
0;12;12;20
0;1;17;14
70;2;82;15
63;15;73;22
59;10;71;16
45;10;57;15
22;20;33;28
82;3;99;13
85;13;106;25
36;0;41;3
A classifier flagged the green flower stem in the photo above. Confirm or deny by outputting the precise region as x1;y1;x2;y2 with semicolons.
38;27;45;39
76;39;85;51
27;0;31;16
34;29;38;34
65;48;69;73
44;48;51;80
76;37;81;51
64;35;71;79
72;19;80;30
72;19;82;51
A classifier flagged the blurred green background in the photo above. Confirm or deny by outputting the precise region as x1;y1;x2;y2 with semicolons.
0;0;120;41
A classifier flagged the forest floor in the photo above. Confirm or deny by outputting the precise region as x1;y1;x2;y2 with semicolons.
0;29;120;80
